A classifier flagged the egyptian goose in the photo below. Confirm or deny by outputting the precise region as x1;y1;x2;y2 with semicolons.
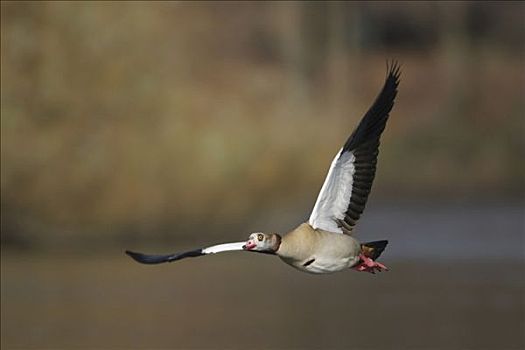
126;62;401;274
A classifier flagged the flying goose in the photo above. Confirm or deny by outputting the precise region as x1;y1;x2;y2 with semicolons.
126;62;401;274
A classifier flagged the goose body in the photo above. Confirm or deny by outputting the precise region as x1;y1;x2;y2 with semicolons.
277;223;361;274
126;62;400;275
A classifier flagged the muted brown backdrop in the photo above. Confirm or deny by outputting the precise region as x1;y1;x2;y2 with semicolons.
1;2;524;349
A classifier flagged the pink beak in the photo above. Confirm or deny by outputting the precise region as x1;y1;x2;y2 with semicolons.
243;241;256;250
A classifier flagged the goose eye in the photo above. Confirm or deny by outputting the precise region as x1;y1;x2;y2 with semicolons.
257;234;264;241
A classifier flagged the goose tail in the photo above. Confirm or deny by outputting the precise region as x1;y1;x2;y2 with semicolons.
361;240;389;260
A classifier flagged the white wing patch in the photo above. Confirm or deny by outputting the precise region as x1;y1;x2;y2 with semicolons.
202;242;245;254
308;149;355;233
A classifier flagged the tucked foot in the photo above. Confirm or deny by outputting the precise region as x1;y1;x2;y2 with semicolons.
352;253;389;274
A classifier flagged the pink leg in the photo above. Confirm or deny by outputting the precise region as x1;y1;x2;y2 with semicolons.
352;253;389;274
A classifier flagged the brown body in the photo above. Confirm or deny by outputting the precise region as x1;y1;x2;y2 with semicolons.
276;223;361;274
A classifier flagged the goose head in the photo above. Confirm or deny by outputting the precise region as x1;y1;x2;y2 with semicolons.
243;232;281;253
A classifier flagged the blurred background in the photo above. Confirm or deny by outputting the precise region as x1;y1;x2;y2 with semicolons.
1;1;524;349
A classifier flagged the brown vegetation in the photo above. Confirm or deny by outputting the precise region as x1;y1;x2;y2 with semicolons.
1;2;524;247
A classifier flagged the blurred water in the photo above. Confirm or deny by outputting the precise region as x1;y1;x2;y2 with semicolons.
2;203;524;350
358;201;525;260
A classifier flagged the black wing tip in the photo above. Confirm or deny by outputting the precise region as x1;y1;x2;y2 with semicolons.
342;60;401;153
125;250;172;265
125;248;205;265
386;59;402;83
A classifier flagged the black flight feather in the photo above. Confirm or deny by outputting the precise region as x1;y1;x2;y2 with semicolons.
343;61;401;153
125;249;204;264
339;61;401;233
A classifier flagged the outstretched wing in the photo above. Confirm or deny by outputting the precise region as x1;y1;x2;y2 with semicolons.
308;61;401;234
126;242;246;264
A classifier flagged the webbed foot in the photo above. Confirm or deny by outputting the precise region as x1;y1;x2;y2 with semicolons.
352;253;389;274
